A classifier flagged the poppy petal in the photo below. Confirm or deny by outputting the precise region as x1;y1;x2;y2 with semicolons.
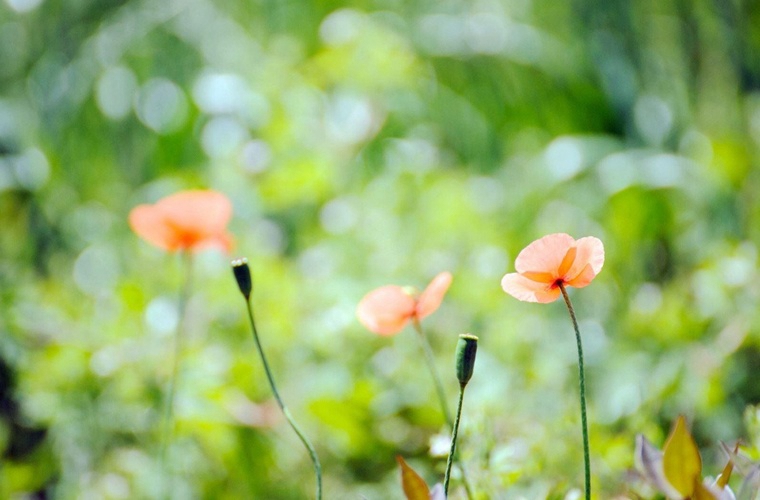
357;285;416;336
564;237;604;284
130;190;234;252
129;204;176;251
186;232;235;253
557;246;577;278
514;233;575;278
501;273;561;303
565;264;597;288
520;271;556;283
416;271;452;319
157;190;233;248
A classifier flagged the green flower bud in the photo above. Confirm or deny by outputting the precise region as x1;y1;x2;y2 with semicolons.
231;258;252;300
455;334;478;387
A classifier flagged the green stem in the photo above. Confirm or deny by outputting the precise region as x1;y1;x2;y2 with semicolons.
412;320;474;500
443;384;466;496
558;283;591;500
412;319;452;425
161;251;193;498
244;300;322;500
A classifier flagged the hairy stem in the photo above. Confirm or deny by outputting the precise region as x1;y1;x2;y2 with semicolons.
412;320;474;500
559;283;591;500
161;251;193;498
244;300;322;500
412;319;452;425
443;384;466;496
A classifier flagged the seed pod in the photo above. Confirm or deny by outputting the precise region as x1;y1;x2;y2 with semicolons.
232;258;252;300
455;334;478;387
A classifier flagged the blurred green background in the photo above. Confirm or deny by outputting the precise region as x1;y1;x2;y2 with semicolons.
1;0;760;497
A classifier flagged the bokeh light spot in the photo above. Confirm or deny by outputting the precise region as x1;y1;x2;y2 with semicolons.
145;297;179;336
201;117;248;158
319;9;363;46
96;66;137;120
545;137;583;181
135;78;188;134
634;95;673;146
4;0;42;13
73;245;120;296
320;197;358;235
239;140;272;174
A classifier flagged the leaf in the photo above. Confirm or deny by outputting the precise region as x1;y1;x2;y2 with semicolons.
635;434;683;498
397;455;431;500
716;442;740;488
663;416;702;497
693;478;719;500
720;441;755;476
737;466;760;500
717;442;758;500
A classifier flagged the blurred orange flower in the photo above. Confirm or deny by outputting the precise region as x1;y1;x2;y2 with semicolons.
501;233;604;303
129;190;233;252
357;272;452;336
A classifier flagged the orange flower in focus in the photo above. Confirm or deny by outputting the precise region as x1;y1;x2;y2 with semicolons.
129;190;233;252
501;233;604;303
357;272;452;336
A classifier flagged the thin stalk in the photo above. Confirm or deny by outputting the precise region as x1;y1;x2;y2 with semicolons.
161;251;193;497
558;282;591;500
443;385;466;496
412;320;474;500
243;300;322;500
412;319;452;425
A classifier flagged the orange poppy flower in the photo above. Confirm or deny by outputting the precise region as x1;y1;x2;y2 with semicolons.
501;233;604;303
357;272;452;336
129;190;233;252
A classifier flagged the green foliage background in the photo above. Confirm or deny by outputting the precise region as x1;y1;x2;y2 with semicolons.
1;0;760;497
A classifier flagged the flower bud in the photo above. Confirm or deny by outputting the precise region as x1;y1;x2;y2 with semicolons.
455;334;478;387
231;258;252;300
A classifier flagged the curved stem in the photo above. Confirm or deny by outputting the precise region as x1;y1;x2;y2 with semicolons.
161;251;193;498
244;300;322;500
412;319;452;425
443;385;466;496
412;320;474;500
558;283;591;500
